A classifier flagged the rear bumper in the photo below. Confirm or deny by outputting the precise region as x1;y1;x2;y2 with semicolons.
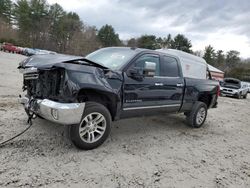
20;97;85;125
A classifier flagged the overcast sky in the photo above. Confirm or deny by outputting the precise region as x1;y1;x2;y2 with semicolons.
47;0;250;58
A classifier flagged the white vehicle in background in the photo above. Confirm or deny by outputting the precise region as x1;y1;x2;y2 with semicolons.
220;78;248;99
23;48;57;56
244;82;250;93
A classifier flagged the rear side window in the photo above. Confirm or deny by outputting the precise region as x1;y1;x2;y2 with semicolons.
161;56;179;77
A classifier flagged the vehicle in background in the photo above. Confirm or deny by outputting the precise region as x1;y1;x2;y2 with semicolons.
17;47;25;55
242;81;250;93
19;47;219;150
2;43;21;54
220;78;248;99
23;48;38;56
23;48;56;56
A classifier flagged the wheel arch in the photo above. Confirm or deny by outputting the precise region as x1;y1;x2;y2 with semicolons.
198;93;212;108
77;88;120;121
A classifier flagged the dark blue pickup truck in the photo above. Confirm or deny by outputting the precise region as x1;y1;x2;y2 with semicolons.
19;47;219;150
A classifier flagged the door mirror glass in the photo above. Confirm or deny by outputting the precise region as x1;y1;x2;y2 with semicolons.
128;67;144;80
144;61;156;77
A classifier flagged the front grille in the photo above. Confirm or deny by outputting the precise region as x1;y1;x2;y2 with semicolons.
223;89;233;92
24;73;39;80
24;69;64;100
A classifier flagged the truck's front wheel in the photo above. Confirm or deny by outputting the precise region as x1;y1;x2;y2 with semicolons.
186;101;207;128
70;102;111;150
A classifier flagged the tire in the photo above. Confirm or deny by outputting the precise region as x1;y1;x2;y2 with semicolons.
243;93;247;99
236;93;241;99
186;101;207;128
70;102;111;150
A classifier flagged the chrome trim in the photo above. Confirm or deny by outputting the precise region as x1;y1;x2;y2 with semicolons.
24;73;39;80
20;97;85;125
19;67;37;74
37;99;85;125
123;104;180;111
18;96;29;105
155;82;163;86
154;76;180;79
176;83;184;87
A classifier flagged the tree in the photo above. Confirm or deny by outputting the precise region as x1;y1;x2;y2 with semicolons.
171;34;192;53
98;24;121;47
28;0;49;47
203;45;215;65
137;35;159;49
14;0;50;47
193;50;203;57
161;34;172;48
215;50;225;68
225;50;240;68
47;3;66;51
14;0;32;45
0;0;12;24
127;38;137;47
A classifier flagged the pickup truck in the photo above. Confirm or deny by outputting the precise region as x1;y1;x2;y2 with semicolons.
18;47;219;150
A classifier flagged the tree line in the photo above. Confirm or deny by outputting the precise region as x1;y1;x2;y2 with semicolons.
202;45;250;81
0;0;249;81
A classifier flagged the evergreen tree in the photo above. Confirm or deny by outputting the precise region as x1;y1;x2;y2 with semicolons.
203;45;215;65
215;50;225;67
226;50;240;68
171;34;192;53
137;35;158;49
98;24;121;47
0;0;12;24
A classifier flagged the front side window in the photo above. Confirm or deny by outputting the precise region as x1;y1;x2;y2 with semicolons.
133;54;160;77
161;56;179;77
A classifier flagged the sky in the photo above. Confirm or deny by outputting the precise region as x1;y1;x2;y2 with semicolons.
47;0;250;58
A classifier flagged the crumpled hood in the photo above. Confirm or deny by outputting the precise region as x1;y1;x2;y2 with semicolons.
18;54;83;69
18;53;108;70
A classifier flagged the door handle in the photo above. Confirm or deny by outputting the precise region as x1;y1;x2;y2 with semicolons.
155;82;163;86
176;83;184;87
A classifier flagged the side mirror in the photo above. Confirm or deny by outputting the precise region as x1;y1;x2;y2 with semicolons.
144;61;156;77
128;67;144;80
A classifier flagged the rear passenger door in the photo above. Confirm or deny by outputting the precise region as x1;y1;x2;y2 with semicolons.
159;55;184;106
122;53;184;118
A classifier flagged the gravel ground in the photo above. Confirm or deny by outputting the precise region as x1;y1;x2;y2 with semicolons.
0;51;250;188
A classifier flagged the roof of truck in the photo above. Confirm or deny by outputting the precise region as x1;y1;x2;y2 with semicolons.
156;48;207;65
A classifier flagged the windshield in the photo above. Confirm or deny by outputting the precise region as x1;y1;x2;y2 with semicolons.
86;48;138;70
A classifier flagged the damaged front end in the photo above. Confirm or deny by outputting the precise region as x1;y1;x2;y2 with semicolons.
20;66;86;125
18;54;123;125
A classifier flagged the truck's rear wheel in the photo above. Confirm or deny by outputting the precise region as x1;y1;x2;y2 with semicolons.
70;102;111;150
186;101;207;128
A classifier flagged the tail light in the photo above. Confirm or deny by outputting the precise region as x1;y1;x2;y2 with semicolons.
217;85;220;96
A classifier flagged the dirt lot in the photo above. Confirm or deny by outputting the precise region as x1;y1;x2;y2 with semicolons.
0;51;250;188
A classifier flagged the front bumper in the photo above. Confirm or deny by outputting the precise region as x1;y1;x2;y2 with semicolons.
20;97;85;125
220;91;238;97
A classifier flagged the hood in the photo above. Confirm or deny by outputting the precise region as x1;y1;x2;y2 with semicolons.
18;54;108;69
